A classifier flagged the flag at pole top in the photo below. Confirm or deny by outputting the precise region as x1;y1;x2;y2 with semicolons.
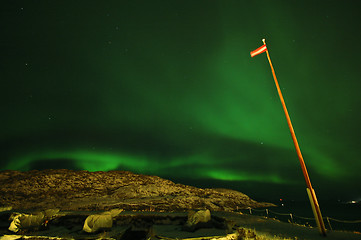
250;44;267;57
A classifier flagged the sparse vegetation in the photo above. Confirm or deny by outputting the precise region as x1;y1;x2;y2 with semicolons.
0;170;274;211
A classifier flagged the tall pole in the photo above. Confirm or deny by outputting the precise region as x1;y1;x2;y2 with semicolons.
261;39;327;236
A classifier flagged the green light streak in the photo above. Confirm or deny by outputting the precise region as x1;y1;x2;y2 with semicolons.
5;150;299;184
304;149;346;177
5;150;150;172
204;169;287;184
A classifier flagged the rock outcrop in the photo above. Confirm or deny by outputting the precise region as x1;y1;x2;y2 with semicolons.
0;169;274;211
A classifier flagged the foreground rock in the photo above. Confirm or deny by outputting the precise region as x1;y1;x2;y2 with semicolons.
82;209;123;233
0;169;274;211
8;209;60;233
2;211;361;240
183;209;212;232
0;210;279;239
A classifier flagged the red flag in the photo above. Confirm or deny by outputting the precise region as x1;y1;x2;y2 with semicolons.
250;44;267;57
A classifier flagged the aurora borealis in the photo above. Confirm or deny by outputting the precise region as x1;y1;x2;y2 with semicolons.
1;1;361;201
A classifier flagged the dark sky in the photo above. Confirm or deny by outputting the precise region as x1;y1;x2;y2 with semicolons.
1;0;361;201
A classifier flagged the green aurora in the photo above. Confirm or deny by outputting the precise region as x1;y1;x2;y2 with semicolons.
1;1;361;200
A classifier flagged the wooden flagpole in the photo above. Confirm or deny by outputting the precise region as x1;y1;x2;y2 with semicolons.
261;39;327;236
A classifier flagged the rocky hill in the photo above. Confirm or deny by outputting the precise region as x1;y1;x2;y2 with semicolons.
0;169;274;211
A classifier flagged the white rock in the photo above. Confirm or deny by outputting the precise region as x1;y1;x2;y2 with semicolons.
8;213;45;233
83;214;113;233
187;209;211;225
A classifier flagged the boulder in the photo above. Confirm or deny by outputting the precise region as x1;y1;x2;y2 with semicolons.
8;209;59;233
82;208;123;233
183;209;212;232
83;214;113;233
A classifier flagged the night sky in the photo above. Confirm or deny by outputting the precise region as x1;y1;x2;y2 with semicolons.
1;1;361;201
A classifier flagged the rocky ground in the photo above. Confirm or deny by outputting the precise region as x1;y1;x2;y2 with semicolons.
0;169;274;211
1;210;360;239
1;170;360;240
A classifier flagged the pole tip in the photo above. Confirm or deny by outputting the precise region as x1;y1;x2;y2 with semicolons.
262;39;266;44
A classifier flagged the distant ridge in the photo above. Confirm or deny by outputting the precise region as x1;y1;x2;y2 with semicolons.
0;169;275;211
